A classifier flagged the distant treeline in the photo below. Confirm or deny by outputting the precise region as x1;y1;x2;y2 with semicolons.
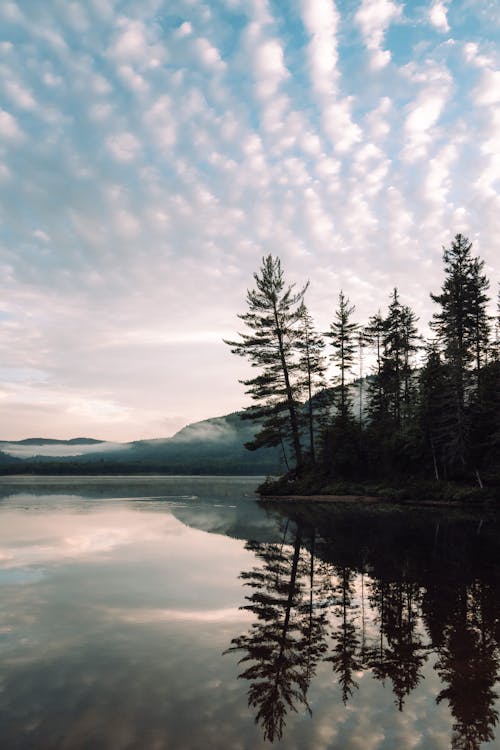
227;234;499;491
0;456;278;477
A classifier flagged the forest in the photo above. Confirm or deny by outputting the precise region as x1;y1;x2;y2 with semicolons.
226;234;500;499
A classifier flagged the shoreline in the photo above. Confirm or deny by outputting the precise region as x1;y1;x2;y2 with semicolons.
260;493;482;507
261;493;379;503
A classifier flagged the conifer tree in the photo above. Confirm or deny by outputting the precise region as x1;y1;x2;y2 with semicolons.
225;255;307;472
326;291;358;420
320;292;361;478
470;257;491;387
364;311;389;427
400;305;420;429
384;289;404;428
430;234;491;475
296;303;328;464
417;344;451;480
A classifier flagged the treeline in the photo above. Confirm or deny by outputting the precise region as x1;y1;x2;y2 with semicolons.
0;456;279;476
227;234;499;489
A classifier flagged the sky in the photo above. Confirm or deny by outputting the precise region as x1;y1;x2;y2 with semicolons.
0;0;499;442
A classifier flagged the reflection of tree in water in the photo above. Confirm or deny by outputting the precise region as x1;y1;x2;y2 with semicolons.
324;565;361;704
368;579;427;710
226;524;327;742
227;505;500;745
435;584;499;750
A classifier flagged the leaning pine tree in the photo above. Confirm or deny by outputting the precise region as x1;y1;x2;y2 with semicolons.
225;255;307;474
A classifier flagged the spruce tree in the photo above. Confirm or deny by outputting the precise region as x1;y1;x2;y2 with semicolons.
321;292;361;478
384;289;404;428
430;234;491;476
400;305;420;429
296;303;328;464
364;311;387;423
417;344;452;480
225;255;307;473
326;291;358;420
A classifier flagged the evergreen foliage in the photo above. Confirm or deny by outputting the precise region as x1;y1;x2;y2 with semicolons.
296;303;328;464
229;234;498;492
225;255;307;472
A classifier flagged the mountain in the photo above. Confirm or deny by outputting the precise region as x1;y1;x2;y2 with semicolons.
0;412;282;476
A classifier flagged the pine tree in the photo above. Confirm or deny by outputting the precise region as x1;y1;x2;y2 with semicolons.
417;344;451;480
400;305;420;429
364;311;389;427
384;289;404;428
470;257;491;387
225;255;307;473
320;292;361;478
326;291;358;421
296;303;328;464
430;234;491;475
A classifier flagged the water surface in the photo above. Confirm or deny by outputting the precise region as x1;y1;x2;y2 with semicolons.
1;476;499;749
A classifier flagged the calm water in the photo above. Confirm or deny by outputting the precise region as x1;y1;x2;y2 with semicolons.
1;476;499;750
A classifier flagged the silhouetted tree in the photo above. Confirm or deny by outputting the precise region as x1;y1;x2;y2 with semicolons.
326;291;358;421
225;255;307;472
296;303;328;464
430;234;491;476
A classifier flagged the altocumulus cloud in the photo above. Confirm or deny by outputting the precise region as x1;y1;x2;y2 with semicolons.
0;0;498;440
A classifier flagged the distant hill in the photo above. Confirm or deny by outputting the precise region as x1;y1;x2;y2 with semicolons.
0;412;283;476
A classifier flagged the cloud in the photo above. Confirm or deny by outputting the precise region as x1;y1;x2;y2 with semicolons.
323;98;362;152
109;17;151;62
4;79;36;109
0;0;498;441
106;131;142;161
401;64;452;161
252;37;289;98
355;0;403;69
474;69;500;106
301;0;340;96
193;37;225;71
428;1;450;33
0;109;23;140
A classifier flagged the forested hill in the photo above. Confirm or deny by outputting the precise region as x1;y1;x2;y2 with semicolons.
0;412;283;475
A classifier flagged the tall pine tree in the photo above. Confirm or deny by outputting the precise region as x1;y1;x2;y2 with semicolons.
430;234;491;476
326;291;358;421
225;255;307;472
296;303;328;464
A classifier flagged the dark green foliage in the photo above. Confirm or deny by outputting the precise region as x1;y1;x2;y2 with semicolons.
225;255;307;472
326;291;358;420
430;234;491;475
415;345;451;480
296;303;328;464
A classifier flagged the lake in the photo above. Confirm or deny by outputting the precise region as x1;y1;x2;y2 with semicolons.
1;476;499;749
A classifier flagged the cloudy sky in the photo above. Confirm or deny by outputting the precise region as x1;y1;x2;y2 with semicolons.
0;0;499;441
